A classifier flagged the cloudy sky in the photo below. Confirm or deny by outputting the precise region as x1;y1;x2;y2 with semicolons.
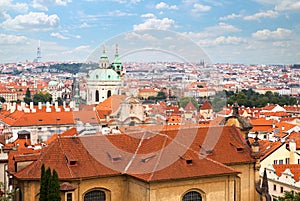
1;0;300;64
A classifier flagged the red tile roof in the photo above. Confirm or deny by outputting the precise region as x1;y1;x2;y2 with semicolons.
0;106;74;126
273;164;300;182
200;100;213;110
11;125;254;182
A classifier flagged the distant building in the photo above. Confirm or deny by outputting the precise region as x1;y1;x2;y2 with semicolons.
86;46;123;105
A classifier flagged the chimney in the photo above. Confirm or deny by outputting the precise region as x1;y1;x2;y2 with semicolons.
10;103;16;113
30;102;34;110
38;102;42;110
289;140;296;164
282;126;285;131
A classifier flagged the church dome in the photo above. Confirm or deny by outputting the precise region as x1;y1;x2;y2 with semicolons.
87;68;120;81
48;80;58;87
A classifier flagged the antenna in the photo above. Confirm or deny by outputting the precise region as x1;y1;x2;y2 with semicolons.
34;40;42;62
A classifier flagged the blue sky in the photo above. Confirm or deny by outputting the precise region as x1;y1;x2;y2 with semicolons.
1;0;300;64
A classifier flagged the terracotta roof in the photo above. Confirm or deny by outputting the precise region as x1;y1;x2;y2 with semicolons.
273;164;300;182
0;106;75;126
11;125;254;182
96;95;127;119
200;100;213;110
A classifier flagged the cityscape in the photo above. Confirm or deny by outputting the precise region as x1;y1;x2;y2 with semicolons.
1;1;300;201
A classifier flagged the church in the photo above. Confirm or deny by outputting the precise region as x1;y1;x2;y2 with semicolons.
86;46;124;105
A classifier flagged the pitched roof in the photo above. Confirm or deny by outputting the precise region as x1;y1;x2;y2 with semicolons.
273;164;300;182
200;100;213;110
11;125;254;182
0;106;74;126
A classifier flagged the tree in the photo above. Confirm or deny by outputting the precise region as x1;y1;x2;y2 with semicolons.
33;92;52;105
39;164;47;201
179;97;198;109
47;170;60;201
0;97;5;103
39;165;60;201
276;191;300;201
156;91;166;100
24;88;32;105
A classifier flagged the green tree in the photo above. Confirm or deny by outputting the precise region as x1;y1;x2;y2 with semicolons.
24;88;32;105
179;97;198;109
39;165;60;201
33;92;52;105
47;170;60;201
157;91;166;100
39;164;47;201
0;97;5;103
276;191;300;201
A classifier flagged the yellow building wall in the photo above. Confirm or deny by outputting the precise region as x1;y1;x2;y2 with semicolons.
148;175;238;201
230;163;259;201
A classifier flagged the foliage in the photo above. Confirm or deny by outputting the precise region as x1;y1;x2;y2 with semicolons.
148;91;166;101
33;92;52;105
178;97;198;109
47;170;60;201
0;182;19;201
211;89;297;111
276;191;300;201
56;97;64;106
0;97;5;103
24;88;32;105
39;164;60;201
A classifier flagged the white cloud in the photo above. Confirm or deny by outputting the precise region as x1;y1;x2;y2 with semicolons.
50;32;69;39
199;36;247;46
0;0;28;13
133;15;176;31
79;22;91;28
156;2;178;10
124;32;157;42
252;28;292;40
275;0;300;11
1;12;60;31
219;13;242;21
62;45;91;54
183;23;241;40
192;3;211;13
141;13;156;18
33;0;72;11
273;41;290;47
244;10;279;21
108;10;134;16
0;34;28;44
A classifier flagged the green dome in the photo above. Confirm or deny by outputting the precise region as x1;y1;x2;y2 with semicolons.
87;68;120;81
48;80;58;87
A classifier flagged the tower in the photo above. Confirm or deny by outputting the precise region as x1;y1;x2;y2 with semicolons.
86;46;122;105
34;40;42;62
111;44;124;77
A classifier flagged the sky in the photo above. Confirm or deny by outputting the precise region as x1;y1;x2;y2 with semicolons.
1;0;300;64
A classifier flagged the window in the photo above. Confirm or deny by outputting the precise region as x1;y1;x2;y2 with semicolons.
286;158;290;164
107;90;111;98
280;187;284;193
298;159;300;164
84;190;106;201
182;191;202;201
95;90;99;102
279;160;283;164
67;193;72;201
274;160;278;164
273;184;276;191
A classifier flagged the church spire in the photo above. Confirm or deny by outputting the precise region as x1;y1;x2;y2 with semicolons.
99;46;110;69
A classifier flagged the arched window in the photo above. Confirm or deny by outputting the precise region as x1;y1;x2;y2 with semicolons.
182;191;202;201
107;90;111;98
95;90;99;102
84;190;106;201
